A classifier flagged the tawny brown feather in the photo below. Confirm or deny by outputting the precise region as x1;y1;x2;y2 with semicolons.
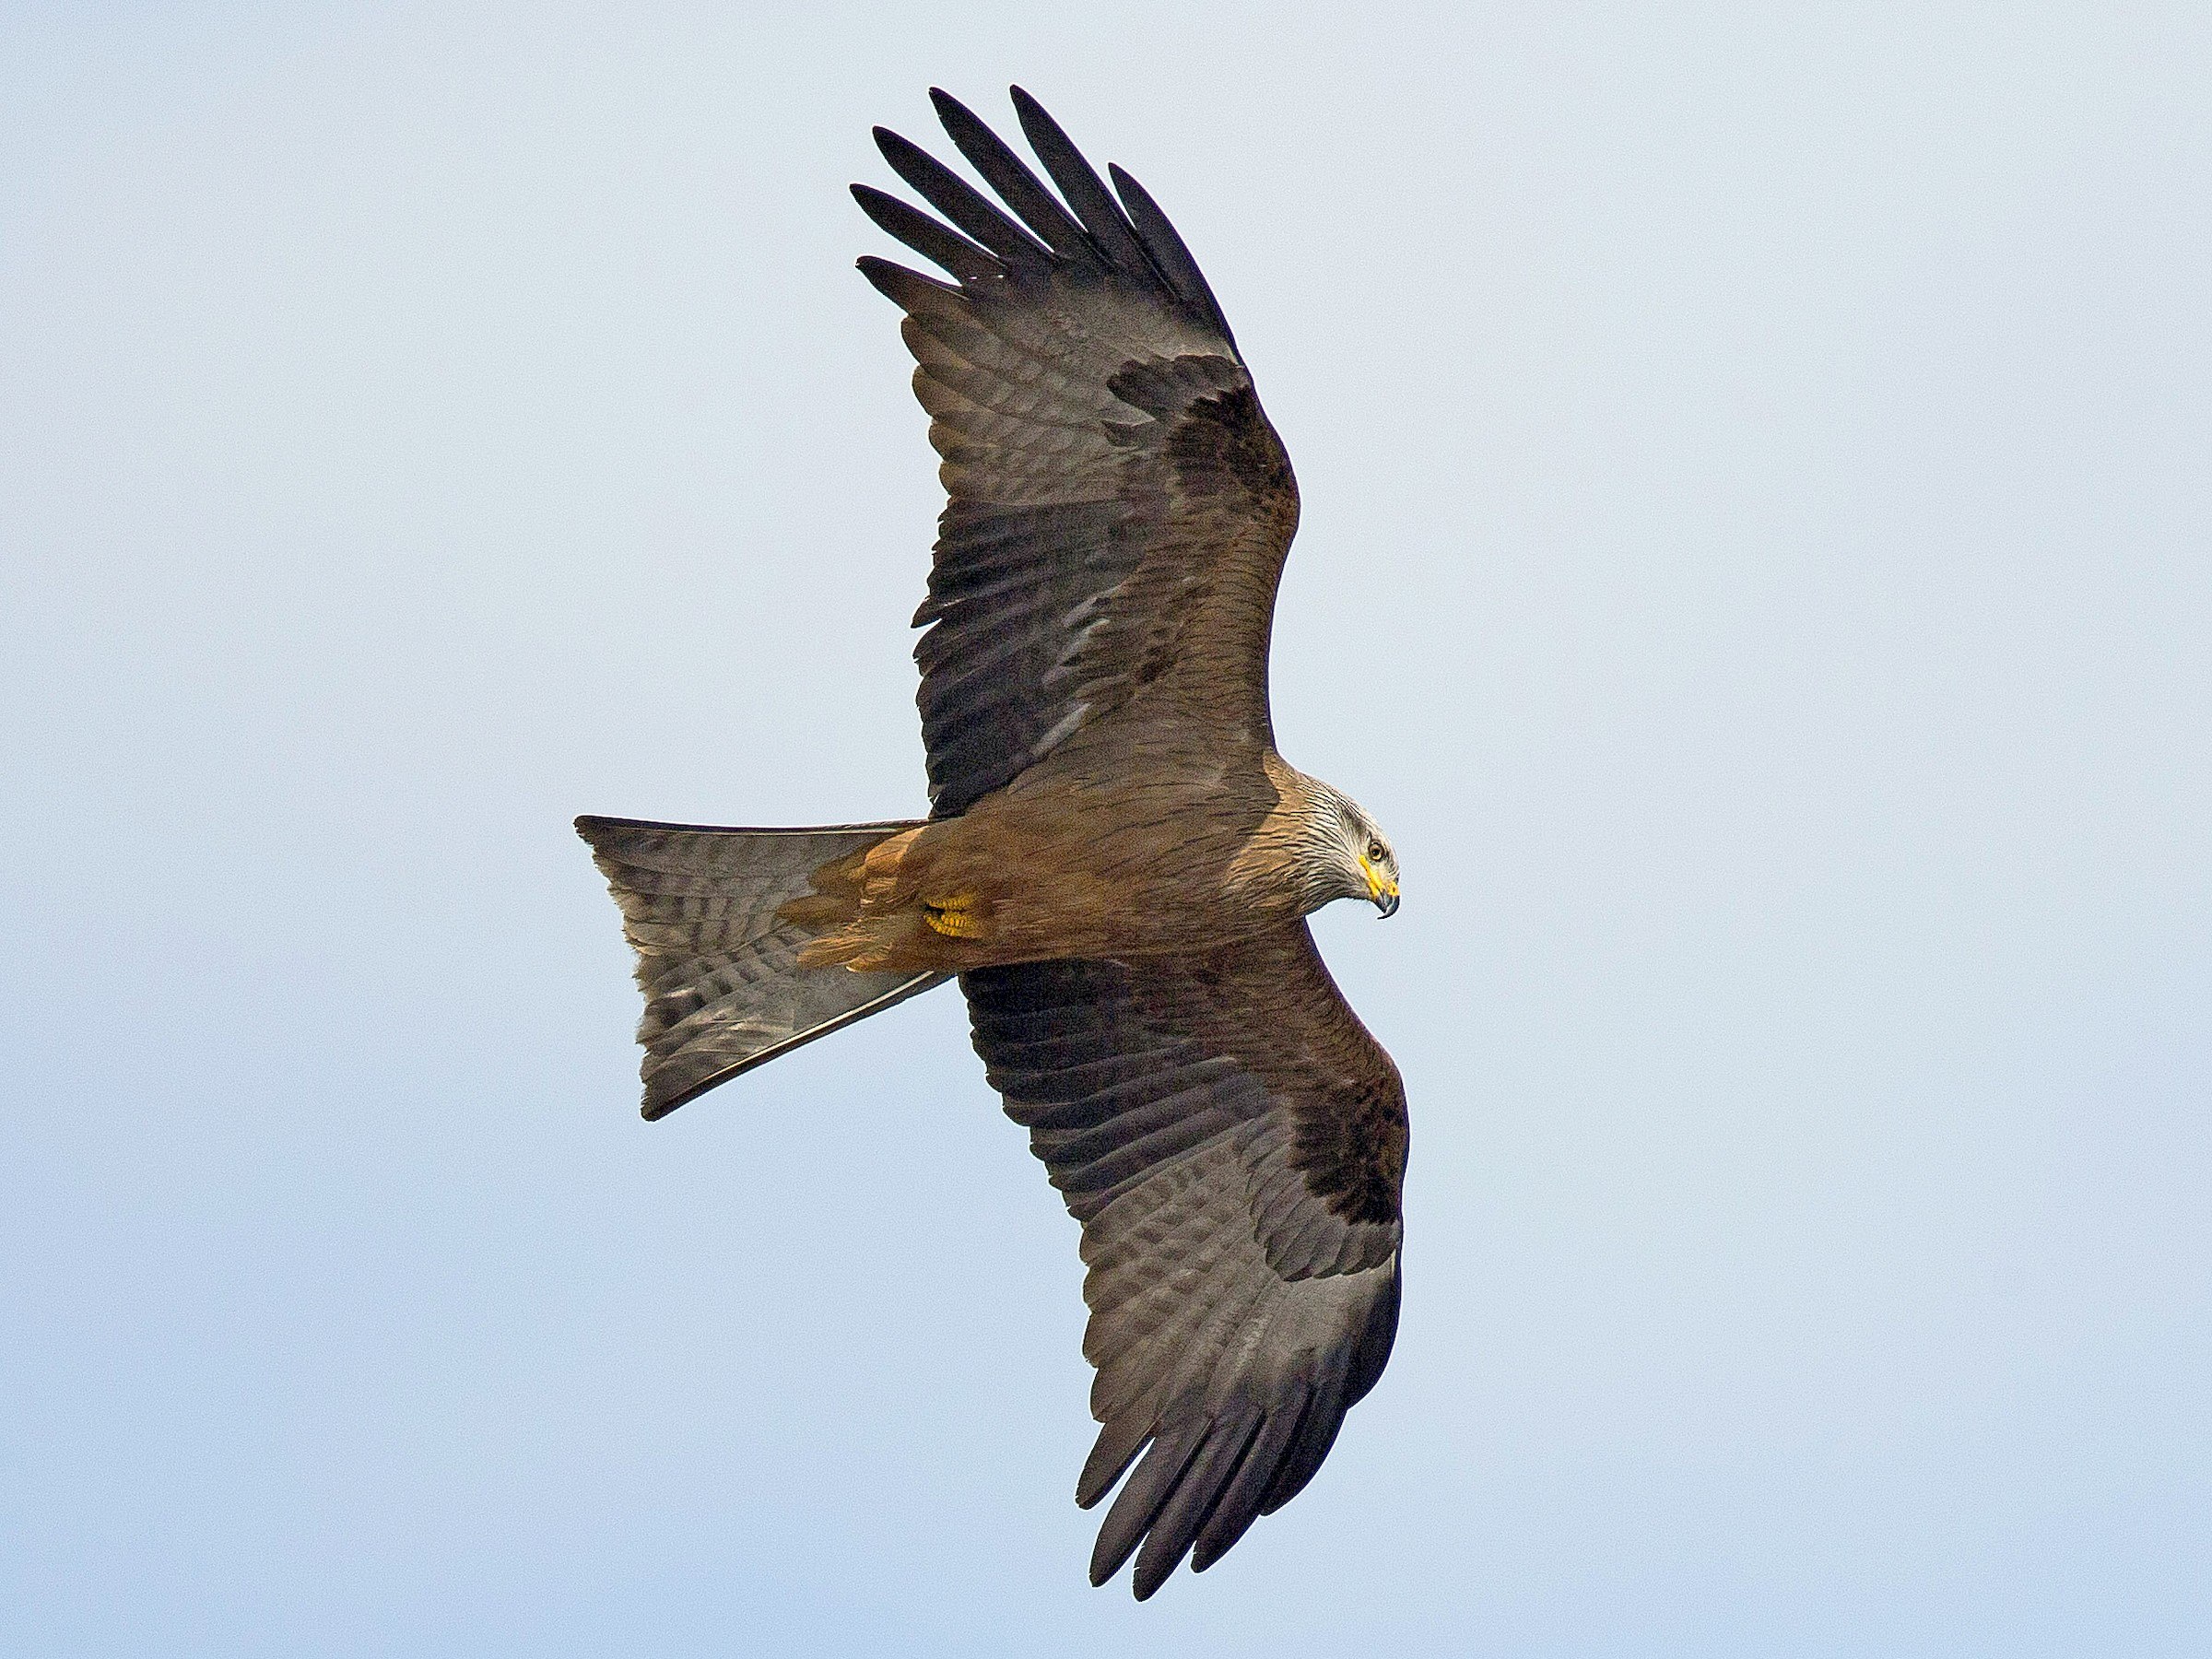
579;87;1410;1601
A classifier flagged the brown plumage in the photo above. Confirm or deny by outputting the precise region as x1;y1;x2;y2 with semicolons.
577;86;1409;1599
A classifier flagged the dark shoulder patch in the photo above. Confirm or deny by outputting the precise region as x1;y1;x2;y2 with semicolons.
1290;1080;1407;1228
1101;357;1296;511
1167;382;1297;505
1104;352;1245;419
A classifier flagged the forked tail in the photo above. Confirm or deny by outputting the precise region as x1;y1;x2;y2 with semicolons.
576;815;947;1119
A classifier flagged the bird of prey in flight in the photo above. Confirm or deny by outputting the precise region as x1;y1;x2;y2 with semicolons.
579;87;1408;1599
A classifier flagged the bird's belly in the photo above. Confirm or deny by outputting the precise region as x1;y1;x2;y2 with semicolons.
918;782;1290;966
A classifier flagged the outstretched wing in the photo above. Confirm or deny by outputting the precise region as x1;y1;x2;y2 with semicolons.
960;924;1407;1598
855;88;1301;818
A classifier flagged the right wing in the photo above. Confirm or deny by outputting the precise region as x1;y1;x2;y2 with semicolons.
854;87;1303;818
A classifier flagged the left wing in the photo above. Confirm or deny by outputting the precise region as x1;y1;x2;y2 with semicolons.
960;924;1407;1597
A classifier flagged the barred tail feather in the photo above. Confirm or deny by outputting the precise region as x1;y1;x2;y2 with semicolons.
577;815;948;1119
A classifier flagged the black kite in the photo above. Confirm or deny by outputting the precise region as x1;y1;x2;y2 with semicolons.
579;88;1407;1599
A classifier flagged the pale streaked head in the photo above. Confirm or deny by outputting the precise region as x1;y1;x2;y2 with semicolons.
1312;790;1400;919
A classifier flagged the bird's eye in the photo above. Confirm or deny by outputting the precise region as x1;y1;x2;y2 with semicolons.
1366;839;1385;864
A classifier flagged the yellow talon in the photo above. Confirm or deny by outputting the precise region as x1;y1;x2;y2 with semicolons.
922;894;984;938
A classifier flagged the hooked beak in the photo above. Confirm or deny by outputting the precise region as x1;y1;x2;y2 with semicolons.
1361;857;1401;918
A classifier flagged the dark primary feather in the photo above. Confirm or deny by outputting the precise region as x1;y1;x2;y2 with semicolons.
1008;85;1162;282
855;87;1302;818
929;88;1096;263
1107;162;1238;349
851;184;1000;285
960;924;1407;1596
873;125;1051;267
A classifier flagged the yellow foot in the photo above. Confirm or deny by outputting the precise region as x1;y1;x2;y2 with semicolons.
921;893;985;939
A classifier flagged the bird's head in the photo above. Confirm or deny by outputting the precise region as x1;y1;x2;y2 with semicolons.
1314;793;1401;919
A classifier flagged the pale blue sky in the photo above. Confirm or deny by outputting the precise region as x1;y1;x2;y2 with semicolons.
5;5;2208;1654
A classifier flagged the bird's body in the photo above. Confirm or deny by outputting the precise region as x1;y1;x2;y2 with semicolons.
579;87;1412;1599
790;745;1341;972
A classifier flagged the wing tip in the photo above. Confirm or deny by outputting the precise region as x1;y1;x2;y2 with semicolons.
854;253;956;307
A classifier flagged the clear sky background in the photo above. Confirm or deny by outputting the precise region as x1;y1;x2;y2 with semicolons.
6;5;2208;1654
